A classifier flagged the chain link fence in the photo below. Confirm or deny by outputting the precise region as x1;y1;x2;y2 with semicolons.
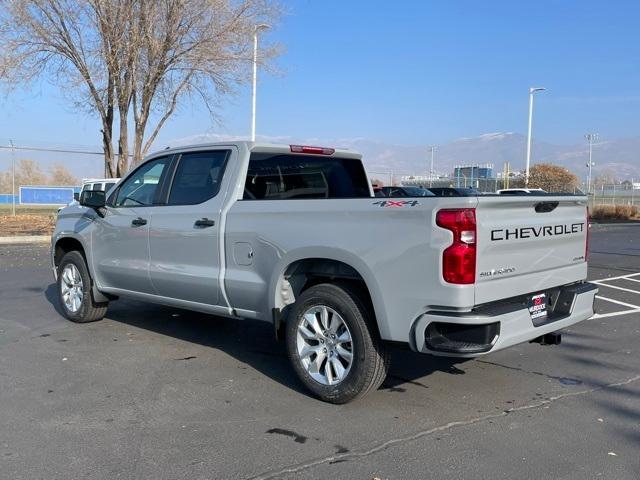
582;184;640;208
368;172;519;193
369;172;640;207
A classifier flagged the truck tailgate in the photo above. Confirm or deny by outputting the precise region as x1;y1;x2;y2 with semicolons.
474;196;588;305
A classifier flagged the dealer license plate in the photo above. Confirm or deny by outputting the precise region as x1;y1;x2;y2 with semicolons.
528;293;547;320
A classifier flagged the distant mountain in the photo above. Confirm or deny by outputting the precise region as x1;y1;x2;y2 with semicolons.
332;133;640;181
168;132;640;180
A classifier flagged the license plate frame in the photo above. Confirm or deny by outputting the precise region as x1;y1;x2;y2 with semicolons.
528;292;548;322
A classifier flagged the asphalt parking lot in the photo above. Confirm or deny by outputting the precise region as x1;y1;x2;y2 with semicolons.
1;224;639;480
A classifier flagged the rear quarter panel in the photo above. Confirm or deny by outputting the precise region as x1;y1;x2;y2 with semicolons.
224;196;478;342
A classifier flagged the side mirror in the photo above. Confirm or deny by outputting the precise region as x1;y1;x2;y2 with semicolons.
73;192;79;201
80;190;106;209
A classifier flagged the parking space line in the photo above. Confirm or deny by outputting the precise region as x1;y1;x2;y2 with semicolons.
592;309;640;319
595;295;640;309
592;272;640;283
592;283;640;295
621;277;640;284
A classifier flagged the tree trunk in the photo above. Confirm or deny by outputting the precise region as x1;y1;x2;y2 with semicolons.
117;113;129;177
101;124;115;178
102;75;116;178
132;123;146;167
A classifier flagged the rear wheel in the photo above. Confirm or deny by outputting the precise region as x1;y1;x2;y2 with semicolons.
57;251;108;323
285;282;389;403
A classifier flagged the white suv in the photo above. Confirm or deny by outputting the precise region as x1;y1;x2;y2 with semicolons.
58;178;120;212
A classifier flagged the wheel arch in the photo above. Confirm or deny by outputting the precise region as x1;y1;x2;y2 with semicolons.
269;247;390;340
53;235;87;269
52;234;110;303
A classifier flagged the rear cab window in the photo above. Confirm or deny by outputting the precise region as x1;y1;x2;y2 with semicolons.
243;153;370;200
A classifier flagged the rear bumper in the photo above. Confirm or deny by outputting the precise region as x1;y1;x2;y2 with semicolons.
412;282;598;357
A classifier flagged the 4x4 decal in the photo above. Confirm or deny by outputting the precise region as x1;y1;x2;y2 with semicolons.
372;200;420;208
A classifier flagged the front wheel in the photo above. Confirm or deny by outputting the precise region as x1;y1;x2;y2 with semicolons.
57;251;108;323
285;282;389;404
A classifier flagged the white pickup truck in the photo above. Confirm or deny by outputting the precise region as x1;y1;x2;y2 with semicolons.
52;142;597;403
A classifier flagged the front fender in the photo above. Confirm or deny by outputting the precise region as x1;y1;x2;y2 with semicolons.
51;210;107;303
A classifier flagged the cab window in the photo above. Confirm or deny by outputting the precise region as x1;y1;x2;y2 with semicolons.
167;150;229;205
243;154;370;200
114;157;170;207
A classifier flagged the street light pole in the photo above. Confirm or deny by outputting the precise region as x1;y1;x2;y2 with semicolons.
585;133;598;194
429;145;437;187
525;87;545;186
251;23;270;142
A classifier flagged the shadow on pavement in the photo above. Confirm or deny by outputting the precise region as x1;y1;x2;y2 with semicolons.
45;283;469;397
45;283;66;317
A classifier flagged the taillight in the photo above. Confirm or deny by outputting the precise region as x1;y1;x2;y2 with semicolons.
436;208;477;284
290;145;335;155
585;206;590;261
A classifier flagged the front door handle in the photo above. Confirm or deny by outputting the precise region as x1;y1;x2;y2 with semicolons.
194;218;215;228
131;217;147;227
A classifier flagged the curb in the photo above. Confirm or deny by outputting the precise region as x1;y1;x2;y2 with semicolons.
0;235;51;245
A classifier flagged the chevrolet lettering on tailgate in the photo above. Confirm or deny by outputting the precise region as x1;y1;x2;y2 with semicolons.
491;223;585;241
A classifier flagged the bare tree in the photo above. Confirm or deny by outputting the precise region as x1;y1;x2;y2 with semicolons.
0;159;77;191
49;162;78;185
0;171;10;193
0;0;279;175
7;158;48;186
593;169;620;188
0;1;120;176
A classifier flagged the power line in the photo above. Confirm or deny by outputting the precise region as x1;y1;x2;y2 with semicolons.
0;144;133;157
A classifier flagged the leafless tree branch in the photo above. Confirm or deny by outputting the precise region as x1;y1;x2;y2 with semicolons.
0;0;281;175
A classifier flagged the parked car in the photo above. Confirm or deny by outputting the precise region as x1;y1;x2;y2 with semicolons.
82;178;120;194
57;178;120;213
497;188;547;195
427;187;482;196
52;142;596;403
379;186;434;197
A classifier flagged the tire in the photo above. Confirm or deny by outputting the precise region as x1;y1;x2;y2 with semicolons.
285;282;390;404
57;250;108;323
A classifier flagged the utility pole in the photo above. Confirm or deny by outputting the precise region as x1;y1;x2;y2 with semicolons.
251;24;271;142
429;145;437;187
10;139;16;217
525;87;546;186
503;162;511;190
584;133;598;194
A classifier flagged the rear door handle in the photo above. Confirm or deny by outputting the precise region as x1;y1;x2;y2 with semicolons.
194;218;215;228
131;217;147;226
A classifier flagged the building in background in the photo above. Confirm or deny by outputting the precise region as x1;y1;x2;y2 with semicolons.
453;164;494;188
400;174;449;187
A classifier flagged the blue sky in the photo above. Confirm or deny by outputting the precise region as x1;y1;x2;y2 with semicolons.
1;0;639;150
